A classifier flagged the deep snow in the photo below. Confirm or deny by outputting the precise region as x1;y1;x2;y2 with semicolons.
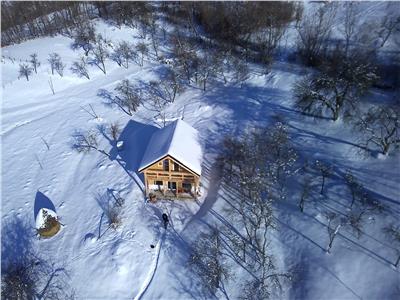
2;4;400;300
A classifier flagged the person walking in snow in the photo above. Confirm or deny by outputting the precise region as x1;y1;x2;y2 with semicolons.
162;213;169;229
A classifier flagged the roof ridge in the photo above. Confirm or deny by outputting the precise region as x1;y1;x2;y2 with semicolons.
165;119;179;154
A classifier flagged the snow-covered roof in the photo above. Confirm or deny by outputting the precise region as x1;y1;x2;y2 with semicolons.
138;119;202;176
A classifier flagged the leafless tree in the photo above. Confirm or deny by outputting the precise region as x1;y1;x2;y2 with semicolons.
111;41;136;68
377;4;400;48
1;215;74;299
189;228;230;296
171;30;199;83
71;56;90;79
19;63;33;81
30;53;40;73
197;50;221;91
293;60;378;121
149;18;160;58
95;192;122;229
299;176;311;213
113;79;142;115
383;224;400;268
339;2;358;57
71;130;108;157
148;69;184;103
233;57;250;88
71;21;96;56
296;3;337;65
48;53;65;77
89;34;109;74
344;170;362;208
354;105;399;155
324;212;343;253
136;42;148;67
315;160;331;195
109;122;120;141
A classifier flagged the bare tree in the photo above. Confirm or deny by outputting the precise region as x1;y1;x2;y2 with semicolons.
30;53;40;73
189;228;230;296
299;176;311;213
136;42;148;66
148;69;184;103
111;41;136;68
339;2;358;57
48;53;65;77
197;50;221;91
324;212;343;253
113;79;142;115
344;170;362;208
233;57;250;88
296;3;337;65
377;4;400;48
71;130;108;157
149;18;160;58
71;56;90;79
109;122;120;141
89;34;109;74
354;105;399;155
171;30;199;83
294;60;378;121
19;63;33;81
71;21;96;56
1;215;74;299
315;160;331;195
383;224;400;268
95;192;122;229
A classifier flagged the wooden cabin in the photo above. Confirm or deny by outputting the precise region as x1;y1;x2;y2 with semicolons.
138;119;202;199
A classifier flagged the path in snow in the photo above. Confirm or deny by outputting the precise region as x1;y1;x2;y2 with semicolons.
133;229;166;300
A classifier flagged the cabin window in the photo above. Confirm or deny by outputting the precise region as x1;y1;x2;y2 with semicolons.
174;162;179;171
182;183;192;192
163;159;169;171
154;181;163;186
168;182;177;190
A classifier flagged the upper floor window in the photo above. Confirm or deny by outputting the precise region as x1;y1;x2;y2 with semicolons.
163;159;169;171
174;162;179;171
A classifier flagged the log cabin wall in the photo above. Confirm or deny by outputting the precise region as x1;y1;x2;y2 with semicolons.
142;155;200;197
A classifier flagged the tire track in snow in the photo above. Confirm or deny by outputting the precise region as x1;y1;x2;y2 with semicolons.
133;229;166;300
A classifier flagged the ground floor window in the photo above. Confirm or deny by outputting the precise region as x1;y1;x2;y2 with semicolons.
182;183;192;192
168;181;177;190
154;180;163;186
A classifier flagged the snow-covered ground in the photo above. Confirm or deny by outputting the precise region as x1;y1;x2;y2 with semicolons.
2;5;399;300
